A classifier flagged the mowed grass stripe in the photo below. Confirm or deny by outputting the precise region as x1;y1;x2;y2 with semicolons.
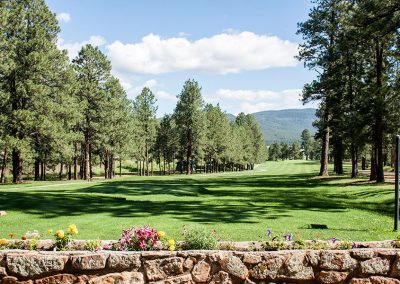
0;160;396;241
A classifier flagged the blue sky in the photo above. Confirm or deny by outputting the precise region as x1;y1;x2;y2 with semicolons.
47;0;317;116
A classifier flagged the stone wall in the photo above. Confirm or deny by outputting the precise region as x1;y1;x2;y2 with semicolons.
1;249;400;284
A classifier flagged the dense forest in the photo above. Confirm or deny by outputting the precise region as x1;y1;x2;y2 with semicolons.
298;0;400;182
0;0;267;183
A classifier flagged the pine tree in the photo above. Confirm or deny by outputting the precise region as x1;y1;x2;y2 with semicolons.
174;79;204;175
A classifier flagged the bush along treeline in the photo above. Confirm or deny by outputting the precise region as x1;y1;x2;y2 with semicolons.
0;0;267;183
268;129;321;161
298;0;400;181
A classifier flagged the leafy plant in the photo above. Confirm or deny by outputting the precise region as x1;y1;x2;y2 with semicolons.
182;226;218;250
84;240;102;252
53;224;78;250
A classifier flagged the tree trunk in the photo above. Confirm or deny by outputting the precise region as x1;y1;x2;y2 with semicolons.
370;147;377;181
12;149;23;183
362;157;366;170
84;132;89;180
68;164;72;180
59;163;63;180
333;134;343;175
34;159;40;181
1;148;8;183
319;120;330;176
119;159;122;177
351;143;358;178
89;143;93;180
373;38;385;183
104;150;109;179
186;129;192;175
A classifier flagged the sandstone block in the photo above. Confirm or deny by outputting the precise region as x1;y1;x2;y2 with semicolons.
106;253;141;270
6;253;68;278
360;258;390;275
71;253;108;270
320;251;357;271
191;260;211;282
318;271;348;284
219;254;248;279
145;257;184;281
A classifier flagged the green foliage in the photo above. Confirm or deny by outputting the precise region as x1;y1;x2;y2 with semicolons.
84;240;102;251
182;227;218;250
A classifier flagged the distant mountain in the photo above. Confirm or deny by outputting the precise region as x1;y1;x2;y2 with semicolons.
227;108;317;144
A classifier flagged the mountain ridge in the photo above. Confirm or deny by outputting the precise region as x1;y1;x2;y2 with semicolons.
228;108;317;144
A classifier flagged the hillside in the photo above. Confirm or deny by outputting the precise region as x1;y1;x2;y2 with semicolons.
228;108;316;144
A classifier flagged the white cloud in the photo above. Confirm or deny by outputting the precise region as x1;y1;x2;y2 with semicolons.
106;31;298;75
177;32;190;37
56;12;71;23
156;91;177;102
215;88;308;114
57;35;107;60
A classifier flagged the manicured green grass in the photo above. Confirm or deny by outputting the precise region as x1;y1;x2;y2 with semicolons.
0;160;397;241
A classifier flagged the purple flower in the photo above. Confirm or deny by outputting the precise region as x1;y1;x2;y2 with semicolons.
266;228;271;237
331;237;337;244
284;233;292;241
352;242;358;249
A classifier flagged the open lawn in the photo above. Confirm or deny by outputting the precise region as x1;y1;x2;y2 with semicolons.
0;160;397;241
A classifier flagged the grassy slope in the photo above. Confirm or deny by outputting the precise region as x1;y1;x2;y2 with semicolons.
0;160;397;241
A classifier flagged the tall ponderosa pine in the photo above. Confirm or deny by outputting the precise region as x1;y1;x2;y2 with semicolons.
132;87;158;176
0;0;74;183
174;79;204;175
72;44;111;180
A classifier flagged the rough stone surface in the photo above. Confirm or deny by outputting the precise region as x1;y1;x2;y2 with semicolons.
70;253;108;270
360;258;390;275
370;276;400;284
242;253;262;265
219;254;249;279
89;272;144;284
318;271;349;284
3;249;400;283
279;251;314;281
6;253;68;278
34;274;89;284
150;274;193;284
191;260;211;282
209;271;232;284
352;250;376;260
320;251;357;271
145;257;184;281
106;253;141;270
350;278;373;284
250;255;285;280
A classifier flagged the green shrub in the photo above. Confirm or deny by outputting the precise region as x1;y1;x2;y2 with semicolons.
84;240;102;251
182;227;218;250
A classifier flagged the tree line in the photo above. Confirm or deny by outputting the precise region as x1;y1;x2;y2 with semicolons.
268;129;321;161
0;0;267;183
297;0;400;182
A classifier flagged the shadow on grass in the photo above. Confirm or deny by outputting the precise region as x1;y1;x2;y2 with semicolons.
1;168;394;225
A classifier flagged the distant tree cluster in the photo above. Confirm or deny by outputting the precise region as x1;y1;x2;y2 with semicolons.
298;0;400;181
268;129;320;161
0;0;267;183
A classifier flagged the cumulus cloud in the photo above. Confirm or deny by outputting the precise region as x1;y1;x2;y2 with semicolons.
57;35;107;60
215;88;306;114
56;12;71;23
106;31;298;75
156;91;177;102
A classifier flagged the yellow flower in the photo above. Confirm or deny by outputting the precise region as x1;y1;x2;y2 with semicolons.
67;224;78;235
0;238;7;246
55;230;65;239
168;245;176;251
48;229;53;234
157;231;166;238
167;239;175;246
